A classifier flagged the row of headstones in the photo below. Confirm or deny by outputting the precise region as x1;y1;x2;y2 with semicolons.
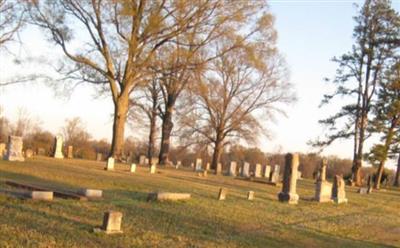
0;135;69;162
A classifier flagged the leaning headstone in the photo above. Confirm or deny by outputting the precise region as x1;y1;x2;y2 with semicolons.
278;153;299;204
105;157;114;170
247;191;255;201
0;143;5;159
25;149;33;158
254;164;262;178
263;165;271;178
53;135;64;159
67;145;73;159
130;163;136;173
332;175;348;204
314;159;332;203
194;158;202;172
5;136;25;162
228;161;237;176
150;164;156;174
96;153;102;161
95;211;123;234
270;165;280;183
218;188;227;200
30;191;53;201
215;162;222;175
241;162;250;178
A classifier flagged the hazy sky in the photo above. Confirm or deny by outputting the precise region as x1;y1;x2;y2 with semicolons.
1;1;399;166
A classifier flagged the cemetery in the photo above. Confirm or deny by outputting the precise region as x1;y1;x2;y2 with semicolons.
0;150;399;247
0;0;399;247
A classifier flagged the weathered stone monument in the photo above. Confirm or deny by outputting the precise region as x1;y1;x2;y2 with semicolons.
97;211;123;234
194;158;202;172
105;157;114;170
139;155;146;165
228;161;237;176
25;149;33;158
331;175;348;204
278;153;299;204
0;143;5;159
241;162;250;178
247;191;255;201
79;189;103;198
30;191;53;201
5;136;24;162
53;135;64;159
254;164;262;178
314;159;333;203
150;164;156;174
270;165;280;183
67;145;73;159
205;162;210;171
218;188;227;200
130;163;136;173
147;192;191;201
96;153;102;161
215;162;222;175
263;165;271;178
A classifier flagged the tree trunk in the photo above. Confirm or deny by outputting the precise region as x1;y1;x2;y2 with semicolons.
110;95;129;160
352;114;367;186
211;138;223;174
394;153;400;187
147;109;157;166
159;103;174;166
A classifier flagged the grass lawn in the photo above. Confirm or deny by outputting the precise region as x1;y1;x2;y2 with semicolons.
1;157;399;248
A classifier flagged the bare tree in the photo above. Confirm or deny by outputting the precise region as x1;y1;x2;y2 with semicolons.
62;117;91;156
28;0;236;159
0;0;24;48
182;41;294;170
156;1;277;165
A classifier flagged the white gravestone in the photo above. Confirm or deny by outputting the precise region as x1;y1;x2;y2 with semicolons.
5;136;24;162
241;162;250;178
228;161;237;176
130;163;136;173
254;164;262;178
53;135;64;159
263;165;271;178
194;158;202;172
106;157;114;170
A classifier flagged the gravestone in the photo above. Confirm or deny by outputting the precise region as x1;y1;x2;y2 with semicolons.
144;158;149;165
130;163;136;173
218;188;227;200
194;158;202;172
139;155;146;165
247;191;255;201
100;211;123;234
147;192;191;201
241;162;250;178
67;146;73;159
263;165;271;178
53;135;64;159
25;149;33;158
332;175;348;204
96;153;102;161
190;162;194;168
297;171;302;179
270;165;280;183
205;162;210;171
278;153;299;204
367;175;373;193
215;162;222;175
79;189;103;198
314;159;332;203
5;136;24;162
30;191;53;201
228;161;237;176
358;187;369;194
37;147;45;156
254;164;262;178
0;143;5;159
176;161;182;169
105;157;114;170
150;164;156;174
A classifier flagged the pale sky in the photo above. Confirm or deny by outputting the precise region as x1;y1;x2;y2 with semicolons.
1;1;399;167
